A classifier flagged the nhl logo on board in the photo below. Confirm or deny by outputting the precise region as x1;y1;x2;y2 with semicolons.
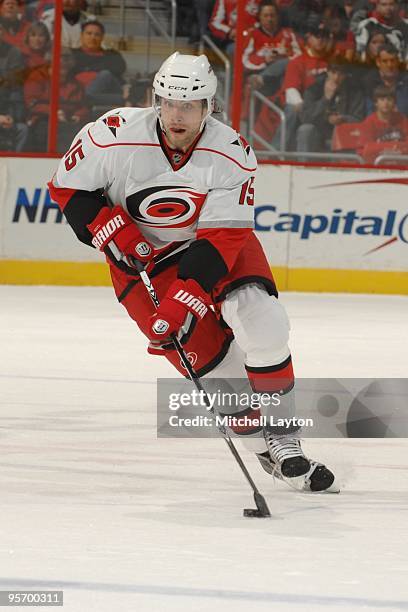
153;319;170;335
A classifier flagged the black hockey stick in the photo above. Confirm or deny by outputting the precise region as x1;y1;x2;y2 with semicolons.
129;258;271;518
103;190;271;517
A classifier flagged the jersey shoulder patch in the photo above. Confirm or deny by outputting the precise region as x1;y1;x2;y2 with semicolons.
199;117;256;169
88;107;156;148
197;117;257;187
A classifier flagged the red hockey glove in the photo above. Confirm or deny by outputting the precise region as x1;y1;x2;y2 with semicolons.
87;205;153;274
148;279;209;354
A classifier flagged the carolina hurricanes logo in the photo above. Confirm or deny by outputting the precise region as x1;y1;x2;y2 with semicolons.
180;352;198;369
103;112;126;137
126;185;207;229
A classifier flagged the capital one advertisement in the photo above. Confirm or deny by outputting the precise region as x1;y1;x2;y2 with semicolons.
255;165;408;273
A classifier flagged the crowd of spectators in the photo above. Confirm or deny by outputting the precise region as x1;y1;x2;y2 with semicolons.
0;0;408;162
204;0;408;162
0;0;128;153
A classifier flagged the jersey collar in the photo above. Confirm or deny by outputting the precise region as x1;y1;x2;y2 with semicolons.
156;120;205;171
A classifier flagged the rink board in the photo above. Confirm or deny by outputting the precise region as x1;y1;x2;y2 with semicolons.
0;157;407;294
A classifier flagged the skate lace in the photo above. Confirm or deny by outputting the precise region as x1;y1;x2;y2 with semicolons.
265;434;304;464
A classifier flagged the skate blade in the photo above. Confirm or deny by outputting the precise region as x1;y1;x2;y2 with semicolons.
256;454;340;493
282;474;340;494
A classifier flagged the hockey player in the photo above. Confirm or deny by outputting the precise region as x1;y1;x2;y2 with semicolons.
48;52;338;493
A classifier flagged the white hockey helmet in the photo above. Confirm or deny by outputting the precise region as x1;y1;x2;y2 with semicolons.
153;52;217;129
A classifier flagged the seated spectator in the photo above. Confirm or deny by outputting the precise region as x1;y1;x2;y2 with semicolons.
0;20;26;151
322;5;355;62
72;20;126;107
0;0;31;52
209;0;261;54
270;18;330;148
281;18;330;107
41;0;94;49
24;47;90;152
297;59;365;152
351;0;408;34
22;21;50;74
355;0;408;63
364;42;408;114
357;84;408;161
244;0;301;95
355;27;386;66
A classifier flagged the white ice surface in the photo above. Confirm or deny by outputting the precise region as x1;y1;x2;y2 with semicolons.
1;286;408;612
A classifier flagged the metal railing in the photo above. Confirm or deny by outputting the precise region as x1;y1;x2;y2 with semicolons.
199;35;231;123
248;89;286;153
145;0;177;72
118;0;126;46
248;89;365;163
374;153;408;166
255;151;365;163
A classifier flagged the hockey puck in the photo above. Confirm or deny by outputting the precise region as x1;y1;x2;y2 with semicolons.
243;508;268;518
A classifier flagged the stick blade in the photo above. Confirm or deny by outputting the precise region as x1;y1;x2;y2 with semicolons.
254;491;271;517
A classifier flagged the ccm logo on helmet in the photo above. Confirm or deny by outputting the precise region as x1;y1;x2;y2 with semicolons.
168;85;188;91
91;214;125;249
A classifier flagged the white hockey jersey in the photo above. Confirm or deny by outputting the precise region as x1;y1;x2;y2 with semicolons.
53;107;257;252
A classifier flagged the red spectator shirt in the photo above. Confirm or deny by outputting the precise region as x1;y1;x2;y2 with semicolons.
0;18;31;52
22;48;49;70
209;0;261;40
243;25;302;70
330;31;356;60
24;65;89;124
358;111;408;162
281;50;328;103
360;110;408;142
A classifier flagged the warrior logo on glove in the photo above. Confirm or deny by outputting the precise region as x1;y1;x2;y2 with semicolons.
148;279;210;348
91;214;125;249
173;289;208;318
87;205;154;275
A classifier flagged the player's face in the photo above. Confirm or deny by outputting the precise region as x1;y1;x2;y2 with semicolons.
160;98;206;151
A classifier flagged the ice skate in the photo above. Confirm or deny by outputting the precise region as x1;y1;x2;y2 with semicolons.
256;433;339;493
